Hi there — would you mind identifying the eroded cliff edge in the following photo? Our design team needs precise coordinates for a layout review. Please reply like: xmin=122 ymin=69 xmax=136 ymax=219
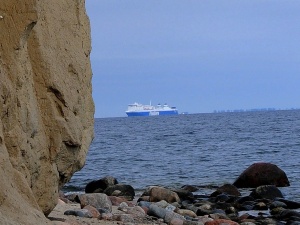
xmin=0 ymin=1 xmax=94 ymax=224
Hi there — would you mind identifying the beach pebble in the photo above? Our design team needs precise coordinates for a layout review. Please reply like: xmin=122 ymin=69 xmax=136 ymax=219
xmin=99 ymin=212 xmax=113 ymax=220
xmin=183 ymin=220 xmax=205 ymax=225
xmin=169 ymin=218 xmax=184 ymax=225
xmin=164 ymin=211 xmax=185 ymax=223
xmin=176 ymin=209 xmax=197 ymax=218
xmin=148 ymin=204 xmax=167 ymax=219
xmin=125 ymin=206 xmax=146 ymax=217
xmin=83 ymin=205 xmax=100 ymax=218
xmin=109 ymin=195 xmax=134 ymax=206
xmin=209 ymin=213 xmax=230 ymax=220
xmin=112 ymin=214 xmax=135 ymax=223
xmin=138 ymin=200 xmax=151 ymax=208
xmin=64 ymin=209 xmax=93 ymax=218
xmin=205 ymin=218 xmax=239 ymax=225
xmin=197 ymin=216 xmax=214 ymax=224
xmin=257 ymin=218 xmax=278 ymax=225
xmin=118 ymin=201 xmax=129 ymax=209
xmin=240 ymin=222 xmax=256 ymax=225
xmin=53 ymin=219 xmax=83 ymax=225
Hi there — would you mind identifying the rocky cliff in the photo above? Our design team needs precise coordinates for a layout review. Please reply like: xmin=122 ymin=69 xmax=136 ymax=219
xmin=0 ymin=1 xmax=94 ymax=224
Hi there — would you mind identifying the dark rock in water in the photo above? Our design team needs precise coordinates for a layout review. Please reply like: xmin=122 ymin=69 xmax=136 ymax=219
xmin=288 ymin=216 xmax=300 ymax=222
xmin=235 ymin=196 xmax=255 ymax=204
xmin=85 ymin=176 xmax=118 ymax=193
xmin=104 ymin=184 xmax=135 ymax=201
xmin=215 ymin=202 xmax=232 ymax=211
xmin=270 ymin=201 xmax=287 ymax=209
xmin=214 ymin=193 xmax=230 ymax=203
xmin=77 ymin=193 xmax=112 ymax=212
xmin=278 ymin=210 xmax=300 ymax=220
xmin=211 ymin=184 xmax=241 ymax=197
xmin=253 ymin=201 xmax=268 ymax=210
xmin=233 ymin=162 xmax=290 ymax=188
xmin=250 ymin=185 xmax=283 ymax=200
xmin=275 ymin=198 xmax=300 ymax=209
xmin=270 ymin=207 xmax=286 ymax=216
xmin=286 ymin=221 xmax=300 ymax=225
xmin=239 ymin=201 xmax=255 ymax=211
xmin=172 ymin=188 xmax=194 ymax=201
xmin=181 ymin=185 xmax=199 ymax=192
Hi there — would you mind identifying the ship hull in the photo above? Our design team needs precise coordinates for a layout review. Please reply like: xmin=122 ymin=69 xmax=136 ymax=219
xmin=126 ymin=110 xmax=178 ymax=117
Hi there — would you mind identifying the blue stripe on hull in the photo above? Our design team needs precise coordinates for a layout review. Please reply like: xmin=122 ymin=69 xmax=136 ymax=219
xmin=126 ymin=110 xmax=178 ymax=117
xmin=126 ymin=112 xmax=150 ymax=117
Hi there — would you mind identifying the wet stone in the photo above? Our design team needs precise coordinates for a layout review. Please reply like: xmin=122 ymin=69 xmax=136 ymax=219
xmin=270 ymin=201 xmax=287 ymax=209
xmin=64 ymin=209 xmax=93 ymax=218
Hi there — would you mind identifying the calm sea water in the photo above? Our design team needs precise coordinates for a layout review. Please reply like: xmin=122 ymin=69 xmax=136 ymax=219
xmin=64 ymin=110 xmax=300 ymax=201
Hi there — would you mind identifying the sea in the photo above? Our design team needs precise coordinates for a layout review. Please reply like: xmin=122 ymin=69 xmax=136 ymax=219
xmin=64 ymin=110 xmax=300 ymax=202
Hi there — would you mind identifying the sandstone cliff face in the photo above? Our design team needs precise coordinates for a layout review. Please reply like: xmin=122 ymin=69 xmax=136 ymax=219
xmin=0 ymin=1 xmax=94 ymax=224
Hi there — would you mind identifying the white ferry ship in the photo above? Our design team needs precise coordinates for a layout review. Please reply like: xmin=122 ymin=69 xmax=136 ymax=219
xmin=126 ymin=102 xmax=178 ymax=117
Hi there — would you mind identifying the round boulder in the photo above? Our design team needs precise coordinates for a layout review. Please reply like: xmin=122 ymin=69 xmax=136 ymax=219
xmin=233 ymin=162 xmax=290 ymax=188
xmin=85 ymin=176 xmax=118 ymax=193
xmin=149 ymin=186 xmax=181 ymax=204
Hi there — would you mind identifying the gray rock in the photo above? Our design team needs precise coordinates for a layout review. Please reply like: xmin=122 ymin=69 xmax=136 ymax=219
xmin=183 ymin=221 xmax=205 ymax=225
xmin=164 ymin=211 xmax=185 ymax=223
xmin=64 ymin=209 xmax=93 ymax=218
xmin=240 ymin=222 xmax=256 ymax=225
xmin=138 ymin=200 xmax=151 ymax=208
xmin=77 ymin=193 xmax=112 ymax=212
xmin=148 ymin=204 xmax=167 ymax=219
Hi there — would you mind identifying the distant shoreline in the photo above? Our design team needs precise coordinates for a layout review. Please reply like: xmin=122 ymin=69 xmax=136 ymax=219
xmin=213 ymin=108 xmax=300 ymax=113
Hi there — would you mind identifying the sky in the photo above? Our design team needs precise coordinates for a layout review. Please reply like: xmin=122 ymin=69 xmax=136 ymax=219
xmin=85 ymin=1 xmax=300 ymax=118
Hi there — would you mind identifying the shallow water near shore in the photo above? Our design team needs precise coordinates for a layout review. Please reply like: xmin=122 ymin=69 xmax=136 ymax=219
xmin=64 ymin=110 xmax=300 ymax=202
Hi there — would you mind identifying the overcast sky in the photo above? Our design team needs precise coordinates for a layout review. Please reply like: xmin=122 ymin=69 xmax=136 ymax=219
xmin=86 ymin=1 xmax=300 ymax=118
